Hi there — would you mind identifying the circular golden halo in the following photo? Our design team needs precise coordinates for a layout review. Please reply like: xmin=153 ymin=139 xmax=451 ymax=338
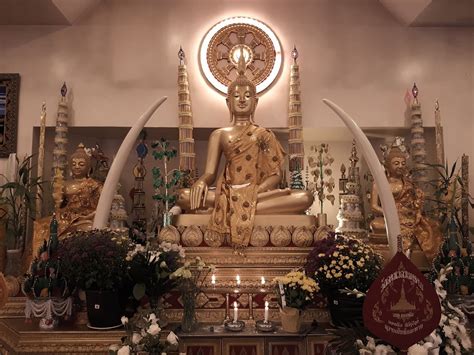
xmin=200 ymin=17 xmax=282 ymax=95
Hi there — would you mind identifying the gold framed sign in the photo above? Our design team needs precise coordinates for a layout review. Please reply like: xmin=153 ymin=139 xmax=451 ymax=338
xmin=200 ymin=17 xmax=282 ymax=95
xmin=0 ymin=74 xmax=20 ymax=157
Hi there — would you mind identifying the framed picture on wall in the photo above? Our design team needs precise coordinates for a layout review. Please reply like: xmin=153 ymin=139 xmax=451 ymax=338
xmin=0 ymin=73 xmax=20 ymax=158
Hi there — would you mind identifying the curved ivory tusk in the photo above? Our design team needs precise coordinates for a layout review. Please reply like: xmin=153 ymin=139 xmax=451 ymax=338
xmin=322 ymin=99 xmax=399 ymax=257
xmin=93 ymin=96 xmax=167 ymax=229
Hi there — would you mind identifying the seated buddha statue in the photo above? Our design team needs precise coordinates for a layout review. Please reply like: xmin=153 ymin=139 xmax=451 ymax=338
xmin=33 ymin=144 xmax=103 ymax=252
xmin=370 ymin=137 xmax=442 ymax=262
xmin=177 ymin=52 xmax=313 ymax=247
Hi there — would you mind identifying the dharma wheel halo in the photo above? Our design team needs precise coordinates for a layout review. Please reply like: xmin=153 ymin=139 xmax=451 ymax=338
xmin=199 ymin=16 xmax=282 ymax=94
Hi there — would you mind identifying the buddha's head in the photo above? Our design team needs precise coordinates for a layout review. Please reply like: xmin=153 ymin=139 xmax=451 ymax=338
xmin=226 ymin=49 xmax=258 ymax=123
xmin=69 ymin=143 xmax=91 ymax=179
xmin=384 ymin=147 xmax=409 ymax=178
xmin=382 ymin=137 xmax=409 ymax=178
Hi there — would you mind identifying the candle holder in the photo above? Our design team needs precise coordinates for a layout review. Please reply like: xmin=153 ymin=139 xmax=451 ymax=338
xmin=225 ymin=293 xmax=230 ymax=321
xmin=224 ymin=319 xmax=245 ymax=332
xmin=256 ymin=319 xmax=275 ymax=332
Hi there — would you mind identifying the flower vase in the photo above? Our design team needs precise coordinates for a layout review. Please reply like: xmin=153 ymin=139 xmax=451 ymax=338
xmin=279 ymin=306 xmax=301 ymax=333
xmin=327 ymin=291 xmax=364 ymax=327
xmin=181 ymin=288 xmax=198 ymax=332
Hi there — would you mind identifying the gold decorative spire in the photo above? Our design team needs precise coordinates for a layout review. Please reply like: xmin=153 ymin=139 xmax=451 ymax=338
xmin=288 ymin=46 xmax=304 ymax=172
xmin=177 ymin=47 xmax=196 ymax=178
xmin=409 ymin=83 xmax=428 ymax=189
xmin=52 ymin=82 xmax=69 ymax=182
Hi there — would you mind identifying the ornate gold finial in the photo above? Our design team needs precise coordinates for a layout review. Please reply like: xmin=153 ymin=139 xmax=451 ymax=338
xmin=41 ymin=102 xmax=46 ymax=115
xmin=61 ymin=82 xmax=67 ymax=97
xmin=178 ymin=46 xmax=185 ymax=65
xmin=291 ymin=45 xmax=299 ymax=64
xmin=435 ymin=99 xmax=440 ymax=112
xmin=411 ymin=82 xmax=419 ymax=103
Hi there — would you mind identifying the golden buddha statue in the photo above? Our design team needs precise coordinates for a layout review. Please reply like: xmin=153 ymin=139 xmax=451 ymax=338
xmin=177 ymin=51 xmax=313 ymax=247
xmin=33 ymin=144 xmax=103 ymax=252
xmin=370 ymin=137 xmax=442 ymax=262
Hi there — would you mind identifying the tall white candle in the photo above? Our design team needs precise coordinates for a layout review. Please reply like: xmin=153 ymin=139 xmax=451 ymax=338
xmin=211 ymin=274 xmax=216 ymax=285
xmin=236 ymin=275 xmax=241 ymax=286
xmin=233 ymin=301 xmax=238 ymax=322
xmin=261 ymin=276 xmax=265 ymax=285
xmin=264 ymin=301 xmax=269 ymax=323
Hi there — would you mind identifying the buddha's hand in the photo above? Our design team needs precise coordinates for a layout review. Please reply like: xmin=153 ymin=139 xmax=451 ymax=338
xmin=190 ymin=179 xmax=208 ymax=210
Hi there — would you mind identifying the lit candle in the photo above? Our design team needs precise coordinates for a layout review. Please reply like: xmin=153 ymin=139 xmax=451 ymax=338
xmin=211 ymin=274 xmax=216 ymax=285
xmin=261 ymin=276 xmax=265 ymax=285
xmin=264 ymin=301 xmax=269 ymax=323
xmin=236 ymin=275 xmax=241 ymax=286
xmin=233 ymin=301 xmax=238 ymax=322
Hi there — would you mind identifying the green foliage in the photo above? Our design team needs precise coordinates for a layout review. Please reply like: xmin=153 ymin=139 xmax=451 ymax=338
xmin=425 ymin=161 xmax=467 ymax=234
xmin=0 ymin=155 xmax=44 ymax=249
xmin=151 ymin=138 xmax=184 ymax=217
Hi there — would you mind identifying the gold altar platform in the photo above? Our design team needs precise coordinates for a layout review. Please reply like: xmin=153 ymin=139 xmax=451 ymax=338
xmin=0 ymin=317 xmax=124 ymax=354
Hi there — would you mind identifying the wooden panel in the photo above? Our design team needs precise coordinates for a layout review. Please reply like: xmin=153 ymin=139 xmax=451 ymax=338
xmin=307 ymin=337 xmax=327 ymax=355
xmin=268 ymin=339 xmax=305 ymax=355
xmin=223 ymin=338 xmax=264 ymax=355
xmin=182 ymin=338 xmax=220 ymax=355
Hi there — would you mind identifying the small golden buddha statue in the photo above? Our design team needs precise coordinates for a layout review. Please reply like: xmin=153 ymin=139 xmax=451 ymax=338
xmin=177 ymin=51 xmax=314 ymax=247
xmin=370 ymin=137 xmax=442 ymax=262
xmin=33 ymin=144 xmax=103 ymax=252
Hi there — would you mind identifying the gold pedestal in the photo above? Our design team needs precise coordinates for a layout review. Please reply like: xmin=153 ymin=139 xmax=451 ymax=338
xmin=159 ymin=214 xmax=330 ymax=325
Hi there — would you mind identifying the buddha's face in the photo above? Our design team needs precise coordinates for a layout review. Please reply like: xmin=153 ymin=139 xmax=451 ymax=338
xmin=70 ymin=157 xmax=90 ymax=179
xmin=228 ymin=84 xmax=257 ymax=118
xmin=387 ymin=156 xmax=407 ymax=177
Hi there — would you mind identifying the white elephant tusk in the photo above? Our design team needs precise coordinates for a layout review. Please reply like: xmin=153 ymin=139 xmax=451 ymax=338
xmin=322 ymin=98 xmax=399 ymax=257
xmin=93 ymin=96 xmax=168 ymax=229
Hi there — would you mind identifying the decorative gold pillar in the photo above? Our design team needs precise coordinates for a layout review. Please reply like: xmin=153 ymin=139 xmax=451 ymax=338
xmin=409 ymin=83 xmax=428 ymax=189
xmin=177 ymin=47 xmax=196 ymax=179
xmin=288 ymin=46 xmax=304 ymax=172
xmin=52 ymin=83 xmax=69 ymax=182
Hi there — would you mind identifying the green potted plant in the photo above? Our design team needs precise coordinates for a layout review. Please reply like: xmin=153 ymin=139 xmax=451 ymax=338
xmin=273 ymin=270 xmax=319 ymax=333
xmin=0 ymin=155 xmax=43 ymax=275
xmin=305 ymin=233 xmax=383 ymax=326
xmin=57 ymin=229 xmax=131 ymax=329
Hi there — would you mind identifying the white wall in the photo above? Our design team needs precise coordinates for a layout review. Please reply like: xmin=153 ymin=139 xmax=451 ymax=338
xmin=0 ymin=0 xmax=472 ymax=222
